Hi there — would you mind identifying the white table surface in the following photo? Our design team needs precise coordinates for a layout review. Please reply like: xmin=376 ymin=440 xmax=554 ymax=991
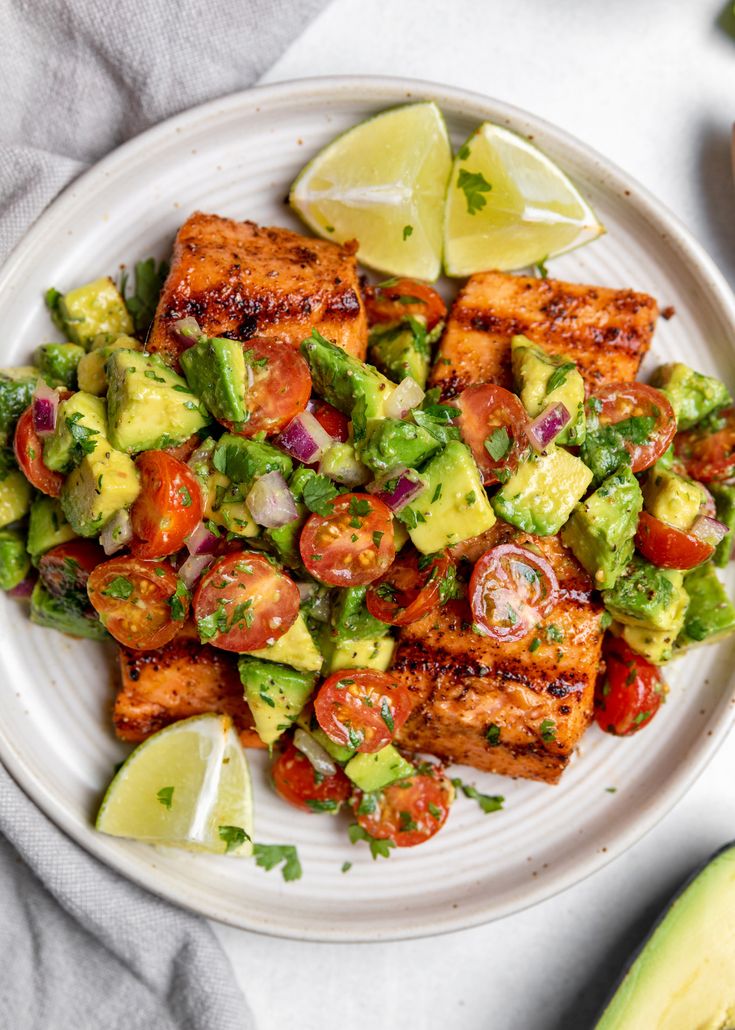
xmin=212 ymin=2 xmax=735 ymax=1027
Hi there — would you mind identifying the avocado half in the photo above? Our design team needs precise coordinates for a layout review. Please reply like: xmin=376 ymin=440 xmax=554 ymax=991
xmin=596 ymin=842 xmax=735 ymax=1029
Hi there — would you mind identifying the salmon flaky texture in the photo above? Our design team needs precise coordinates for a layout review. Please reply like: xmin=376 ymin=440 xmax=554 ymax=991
xmin=147 ymin=212 xmax=368 ymax=368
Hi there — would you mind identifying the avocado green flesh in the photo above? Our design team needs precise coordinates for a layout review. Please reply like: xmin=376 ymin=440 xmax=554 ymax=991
xmin=0 ymin=529 xmax=30 ymax=590
xmin=345 ymin=744 xmax=414 ymax=792
xmin=643 ymin=466 xmax=704 ymax=532
xmin=34 ymin=343 xmax=84 ymax=389
xmin=651 ymin=361 xmax=732 ymax=431
xmin=676 ymin=563 xmax=735 ymax=651
xmin=493 ymin=446 xmax=592 ymax=536
xmin=596 ymin=844 xmax=735 ymax=1030
xmin=331 ymin=586 xmax=388 ymax=644
xmin=368 ymin=320 xmax=433 ymax=388
xmin=59 ymin=277 xmax=133 ymax=347
xmin=238 ymin=657 xmax=316 ymax=746
xmin=511 ymin=335 xmax=586 ymax=445
xmin=180 ymin=335 xmax=248 ymax=423
xmin=27 ymin=497 xmax=78 ymax=562
xmin=29 ymin=582 xmax=108 ymax=640
xmin=0 ymin=469 xmax=31 ymax=528
xmin=603 ymin=558 xmax=686 ymax=632
xmin=359 ymin=417 xmax=440 ymax=474
xmin=710 ymin=483 xmax=735 ymax=567
xmin=213 ymin=433 xmax=292 ymax=488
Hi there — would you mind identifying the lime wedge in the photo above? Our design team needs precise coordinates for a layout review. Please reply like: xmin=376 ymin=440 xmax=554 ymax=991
xmin=290 ymin=102 xmax=452 ymax=280
xmin=96 ymin=714 xmax=253 ymax=856
xmin=444 ymin=122 xmax=604 ymax=276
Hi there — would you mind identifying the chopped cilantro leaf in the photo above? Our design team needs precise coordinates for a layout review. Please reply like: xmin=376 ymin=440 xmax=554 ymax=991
xmin=540 ymin=718 xmax=557 ymax=742
xmin=123 ymin=257 xmax=170 ymax=334
xmin=302 ymin=474 xmax=339 ymax=516
xmin=156 ymin=786 xmax=174 ymax=809
xmin=101 ymin=575 xmax=134 ymax=600
xmin=253 ymin=842 xmax=302 ymax=880
xmin=451 ymin=778 xmax=505 ymax=814
xmin=484 ymin=426 xmax=511 ymax=461
xmin=218 ymin=825 xmax=251 ymax=853
xmin=402 ymin=225 xmax=413 ymax=240
xmin=457 ymin=168 xmax=493 ymax=214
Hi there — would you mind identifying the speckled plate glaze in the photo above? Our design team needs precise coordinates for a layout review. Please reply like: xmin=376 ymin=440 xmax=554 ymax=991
xmin=2 ymin=77 xmax=735 ymax=942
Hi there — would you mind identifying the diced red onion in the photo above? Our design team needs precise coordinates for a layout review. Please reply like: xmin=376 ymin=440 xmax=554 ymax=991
xmin=246 ymin=471 xmax=298 ymax=528
xmin=185 ymin=520 xmax=218 ymax=555
xmin=690 ymin=514 xmax=729 ymax=547
xmin=178 ymin=552 xmax=215 ymax=590
xmin=526 ymin=402 xmax=571 ymax=451
xmin=173 ymin=316 xmax=202 ymax=341
xmin=8 ymin=573 xmax=36 ymax=599
xmin=32 ymin=381 xmax=59 ymax=437
xmin=368 ymin=467 xmax=425 ymax=513
xmin=384 ymin=376 xmax=425 ymax=420
xmin=293 ymin=728 xmax=337 ymax=777
xmin=278 ymin=411 xmax=335 ymax=464
xmin=100 ymin=509 xmax=133 ymax=555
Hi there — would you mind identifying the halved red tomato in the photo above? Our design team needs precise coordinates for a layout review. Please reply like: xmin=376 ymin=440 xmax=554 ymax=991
xmin=193 ymin=551 xmax=299 ymax=652
xmin=38 ymin=539 xmax=106 ymax=599
xmin=87 ymin=556 xmax=186 ymax=650
xmin=635 ymin=510 xmax=714 ymax=569
xmin=366 ymin=551 xmax=453 ymax=626
xmin=675 ymin=407 xmax=735 ymax=483
xmin=353 ymin=769 xmax=454 ymax=847
xmin=300 ymin=493 xmax=395 ymax=587
xmin=470 ymin=544 xmax=559 ymax=641
xmin=308 ymin=399 xmax=350 ymax=443
xmin=591 ymin=382 xmax=676 ymax=473
xmin=13 ymin=403 xmax=66 ymax=497
xmin=313 ymin=669 xmax=412 ymax=754
xmin=271 ymin=739 xmax=352 ymax=814
xmin=221 ymin=337 xmax=311 ymax=438
xmin=364 ymin=278 xmax=446 ymax=330
xmin=455 ymin=384 xmax=529 ymax=485
xmin=130 ymin=450 xmax=204 ymax=559
xmin=595 ymin=636 xmax=667 ymax=736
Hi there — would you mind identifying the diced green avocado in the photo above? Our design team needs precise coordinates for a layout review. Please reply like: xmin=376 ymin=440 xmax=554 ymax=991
xmin=0 ymin=468 xmax=31 ymax=528
xmin=596 ymin=842 xmax=735 ymax=1030
xmin=29 ymin=581 xmax=108 ymax=640
xmin=61 ymin=444 xmax=140 ymax=537
xmin=58 ymin=277 xmax=133 ymax=347
xmin=196 ymin=461 xmax=259 ymax=538
xmin=642 ymin=466 xmax=705 ymax=531
xmin=213 ymin=434 xmax=292 ymax=488
xmin=331 ymin=586 xmax=389 ymax=643
xmin=34 ymin=343 xmax=84 ymax=389
xmin=603 ymin=556 xmax=686 ymax=632
xmin=43 ymin=392 xmax=107 ymax=473
xmin=493 ymin=446 xmax=593 ymax=537
xmin=327 ymin=635 xmax=396 ymax=673
xmin=561 ymin=466 xmax=643 ymax=589
xmin=295 ymin=709 xmax=355 ymax=762
xmin=0 ymin=529 xmax=30 ymax=590
xmin=651 ymin=362 xmax=732 ymax=430
xmin=345 ymin=744 xmax=414 ymax=792
xmin=579 ymin=424 xmax=631 ymax=486
xmin=180 ymin=335 xmax=248 ymax=423
xmin=619 ymin=586 xmax=689 ymax=665
xmin=399 ymin=440 xmax=495 ymax=553
xmin=511 ymin=335 xmax=586 ymax=445
xmin=359 ymin=418 xmax=441 ymax=474
xmin=106 ymin=350 xmax=209 ymax=453
xmin=676 ymin=562 xmax=735 ymax=650
xmin=238 ymin=657 xmax=316 ymax=746
xmin=300 ymin=331 xmax=395 ymax=440
xmin=708 ymin=483 xmax=735 ymax=567
xmin=76 ymin=334 xmax=141 ymax=395
xmin=319 ymin=442 xmax=371 ymax=485
xmin=27 ymin=496 xmax=78 ymax=562
xmin=244 ymin=613 xmax=323 ymax=673
xmin=368 ymin=318 xmax=440 ymax=388
xmin=265 ymin=506 xmax=307 ymax=568
xmin=0 ymin=367 xmax=38 ymax=446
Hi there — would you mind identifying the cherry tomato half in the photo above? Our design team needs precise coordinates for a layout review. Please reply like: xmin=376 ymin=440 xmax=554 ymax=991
xmin=364 ymin=278 xmax=447 ymax=330
xmin=456 ymin=384 xmax=529 ymax=486
xmin=87 ymin=557 xmax=187 ymax=650
xmin=635 ymin=510 xmax=714 ymax=570
xmin=675 ymin=408 xmax=735 ymax=483
xmin=591 ymin=382 xmax=676 ymax=473
xmin=221 ymin=337 xmax=311 ymax=438
xmin=38 ymin=539 xmax=106 ymax=599
xmin=314 ymin=669 xmax=412 ymax=754
xmin=308 ymin=399 xmax=350 ymax=443
xmin=470 ymin=544 xmax=559 ymax=641
xmin=366 ymin=551 xmax=453 ymax=626
xmin=300 ymin=493 xmax=395 ymax=587
xmin=271 ymin=739 xmax=352 ymax=814
xmin=595 ymin=636 xmax=667 ymax=736
xmin=193 ymin=551 xmax=299 ymax=652
xmin=130 ymin=450 xmax=204 ymax=559
xmin=353 ymin=769 xmax=454 ymax=847
xmin=13 ymin=403 xmax=66 ymax=497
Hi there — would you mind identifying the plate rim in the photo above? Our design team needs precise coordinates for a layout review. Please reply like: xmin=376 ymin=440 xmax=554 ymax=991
xmin=2 ymin=73 xmax=735 ymax=942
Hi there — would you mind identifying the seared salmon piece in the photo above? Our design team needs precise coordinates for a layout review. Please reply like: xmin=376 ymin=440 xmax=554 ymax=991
xmin=431 ymin=270 xmax=658 ymax=398
xmin=147 ymin=212 xmax=368 ymax=367
xmin=114 ymin=625 xmax=263 ymax=748
xmin=393 ymin=531 xmax=603 ymax=783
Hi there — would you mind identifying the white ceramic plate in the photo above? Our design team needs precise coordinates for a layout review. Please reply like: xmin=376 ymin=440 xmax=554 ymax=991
xmin=2 ymin=76 xmax=735 ymax=942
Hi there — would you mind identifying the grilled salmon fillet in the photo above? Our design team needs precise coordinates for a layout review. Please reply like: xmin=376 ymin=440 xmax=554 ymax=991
xmin=147 ymin=212 xmax=368 ymax=367
xmin=431 ymin=270 xmax=658 ymax=398
xmin=394 ymin=529 xmax=603 ymax=783
xmin=114 ymin=625 xmax=263 ymax=748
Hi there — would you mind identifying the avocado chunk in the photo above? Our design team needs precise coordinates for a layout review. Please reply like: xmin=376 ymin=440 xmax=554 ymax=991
xmin=399 ymin=440 xmax=496 ymax=553
xmin=213 ymin=433 xmax=292 ymax=488
xmin=43 ymin=392 xmax=107 ymax=472
xmin=619 ymin=586 xmax=689 ymax=665
xmin=331 ymin=586 xmax=390 ymax=644
xmin=368 ymin=318 xmax=441 ymax=388
xmin=190 ymin=440 xmax=259 ymax=538
xmin=642 ymin=465 xmax=705 ymax=531
xmin=27 ymin=496 xmax=78 ymax=563
xmin=295 ymin=709 xmax=355 ymax=762
xmin=61 ymin=444 xmax=140 ymax=537
xmin=106 ymin=350 xmax=209 ymax=453
xmin=0 ymin=367 xmax=38 ymax=446
xmin=300 ymin=331 xmax=395 ymax=440
xmin=511 ymin=335 xmax=586 ymax=445
xmin=579 ymin=424 xmax=631 ymax=486
xmin=327 ymin=635 xmax=396 ymax=673
xmin=596 ymin=842 xmax=735 ymax=1030
xmin=676 ymin=562 xmax=735 ymax=651
xmin=76 ymin=334 xmax=141 ymax=395
xmin=651 ymin=361 xmax=732 ymax=430
xmin=709 ymin=483 xmax=735 ymax=567
xmin=345 ymin=745 xmax=414 ymax=792
xmin=562 ymin=466 xmax=643 ymax=589
xmin=265 ymin=507 xmax=306 ymax=567
xmin=602 ymin=556 xmax=687 ymax=631
xmin=238 ymin=657 xmax=316 ymax=746
xmin=29 ymin=580 xmax=108 ymax=640
xmin=0 ymin=468 xmax=31 ymax=528
xmin=180 ymin=334 xmax=248 ymax=423
xmin=244 ymin=613 xmax=323 ymax=673
xmin=318 ymin=442 xmax=371 ymax=486
xmin=493 ymin=446 xmax=593 ymax=537
xmin=34 ymin=343 xmax=84 ymax=389
xmin=359 ymin=418 xmax=441 ymax=474
xmin=57 ymin=277 xmax=133 ymax=347
xmin=0 ymin=529 xmax=30 ymax=591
